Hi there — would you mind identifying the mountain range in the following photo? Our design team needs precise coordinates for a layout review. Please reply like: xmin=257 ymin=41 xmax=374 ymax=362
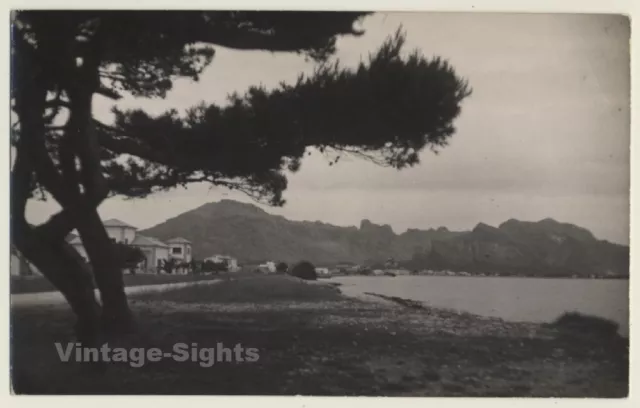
xmin=141 ymin=199 xmax=629 ymax=277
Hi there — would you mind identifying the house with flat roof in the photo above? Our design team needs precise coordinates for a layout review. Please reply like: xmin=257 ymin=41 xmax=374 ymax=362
xmin=166 ymin=237 xmax=193 ymax=264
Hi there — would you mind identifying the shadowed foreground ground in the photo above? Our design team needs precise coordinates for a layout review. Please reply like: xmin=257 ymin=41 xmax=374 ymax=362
xmin=11 ymin=275 xmax=628 ymax=396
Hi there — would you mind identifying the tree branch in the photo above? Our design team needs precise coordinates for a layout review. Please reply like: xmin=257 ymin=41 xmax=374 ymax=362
xmin=13 ymin=29 xmax=78 ymax=208
xmin=65 ymin=38 xmax=110 ymax=202
xmin=16 ymin=78 xmax=73 ymax=207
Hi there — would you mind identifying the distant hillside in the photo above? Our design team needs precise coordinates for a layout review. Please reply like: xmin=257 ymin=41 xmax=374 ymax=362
xmin=141 ymin=200 xmax=629 ymax=277
xmin=140 ymin=199 xmax=463 ymax=264
xmin=406 ymin=218 xmax=629 ymax=278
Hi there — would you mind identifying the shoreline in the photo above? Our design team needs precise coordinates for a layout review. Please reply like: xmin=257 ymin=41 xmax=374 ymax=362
xmin=320 ymin=274 xmax=629 ymax=280
xmin=11 ymin=275 xmax=629 ymax=396
xmin=318 ymin=277 xmax=629 ymax=339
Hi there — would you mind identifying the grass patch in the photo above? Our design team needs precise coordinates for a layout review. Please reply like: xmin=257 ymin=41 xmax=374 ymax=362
xmin=132 ymin=274 xmax=344 ymax=304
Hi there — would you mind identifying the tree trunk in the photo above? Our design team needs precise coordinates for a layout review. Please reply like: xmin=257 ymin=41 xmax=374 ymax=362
xmin=12 ymin=223 xmax=102 ymax=347
xmin=75 ymin=208 xmax=133 ymax=335
xmin=12 ymin=21 xmax=130 ymax=344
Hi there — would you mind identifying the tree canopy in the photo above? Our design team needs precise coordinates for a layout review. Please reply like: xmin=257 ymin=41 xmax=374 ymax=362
xmin=13 ymin=11 xmax=471 ymax=209
xmin=10 ymin=10 xmax=471 ymax=343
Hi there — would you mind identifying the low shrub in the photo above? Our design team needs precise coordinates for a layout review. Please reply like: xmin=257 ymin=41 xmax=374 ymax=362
xmin=290 ymin=261 xmax=317 ymax=281
xmin=276 ymin=262 xmax=289 ymax=274
xmin=551 ymin=312 xmax=620 ymax=338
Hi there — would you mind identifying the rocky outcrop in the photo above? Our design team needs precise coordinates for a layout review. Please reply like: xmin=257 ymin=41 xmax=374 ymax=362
xmin=141 ymin=200 xmax=629 ymax=277
xmin=407 ymin=219 xmax=628 ymax=277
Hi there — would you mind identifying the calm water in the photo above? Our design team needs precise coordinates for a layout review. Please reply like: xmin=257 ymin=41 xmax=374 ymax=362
xmin=333 ymin=275 xmax=629 ymax=336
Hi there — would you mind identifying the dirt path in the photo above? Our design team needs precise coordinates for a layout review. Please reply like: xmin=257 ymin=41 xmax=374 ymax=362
xmin=11 ymin=279 xmax=223 ymax=308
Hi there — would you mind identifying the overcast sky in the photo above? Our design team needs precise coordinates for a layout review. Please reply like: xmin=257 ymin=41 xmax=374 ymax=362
xmin=25 ymin=12 xmax=631 ymax=244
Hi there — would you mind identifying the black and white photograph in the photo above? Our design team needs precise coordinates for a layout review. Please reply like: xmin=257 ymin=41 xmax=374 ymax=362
xmin=8 ymin=6 xmax=631 ymax=398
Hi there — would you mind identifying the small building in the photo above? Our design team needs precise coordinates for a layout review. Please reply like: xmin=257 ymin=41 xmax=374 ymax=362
xmin=257 ymin=261 xmax=276 ymax=274
xmin=132 ymin=235 xmax=170 ymax=273
xmin=315 ymin=267 xmax=331 ymax=277
xmin=205 ymin=254 xmax=239 ymax=272
xmin=387 ymin=268 xmax=411 ymax=276
xmin=166 ymin=237 xmax=193 ymax=264
xmin=103 ymin=218 xmax=137 ymax=244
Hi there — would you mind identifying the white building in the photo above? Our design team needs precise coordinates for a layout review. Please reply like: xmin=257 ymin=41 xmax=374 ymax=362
xmin=205 ymin=254 xmax=239 ymax=272
xmin=130 ymin=235 xmax=170 ymax=272
xmin=12 ymin=219 xmax=194 ymax=276
xmin=166 ymin=237 xmax=193 ymax=264
xmin=66 ymin=219 xmax=176 ymax=273
xmin=67 ymin=218 xmax=136 ymax=260
xmin=103 ymin=218 xmax=137 ymax=244
xmin=315 ymin=267 xmax=331 ymax=277
xmin=257 ymin=261 xmax=276 ymax=273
